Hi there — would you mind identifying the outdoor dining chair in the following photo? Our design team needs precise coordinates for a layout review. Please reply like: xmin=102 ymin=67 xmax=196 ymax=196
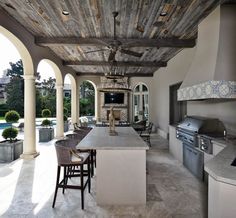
xmin=140 ymin=122 xmax=153 ymax=146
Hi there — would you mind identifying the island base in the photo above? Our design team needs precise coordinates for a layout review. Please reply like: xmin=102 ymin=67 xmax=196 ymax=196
xmin=96 ymin=149 xmax=146 ymax=205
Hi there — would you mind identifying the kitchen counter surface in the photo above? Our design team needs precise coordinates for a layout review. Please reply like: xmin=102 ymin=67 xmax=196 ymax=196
xmin=77 ymin=126 xmax=149 ymax=150
xmin=205 ymin=137 xmax=236 ymax=186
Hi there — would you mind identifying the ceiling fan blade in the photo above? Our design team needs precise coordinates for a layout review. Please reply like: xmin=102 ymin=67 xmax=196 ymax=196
xmin=84 ymin=48 xmax=108 ymax=54
xmin=108 ymin=50 xmax=117 ymax=62
xmin=120 ymin=49 xmax=143 ymax=58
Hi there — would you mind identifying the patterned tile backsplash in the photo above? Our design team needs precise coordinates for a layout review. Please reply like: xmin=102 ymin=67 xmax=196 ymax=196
xmin=178 ymin=80 xmax=236 ymax=101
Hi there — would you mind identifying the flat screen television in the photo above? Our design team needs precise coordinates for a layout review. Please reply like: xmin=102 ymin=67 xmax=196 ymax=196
xmin=104 ymin=92 xmax=124 ymax=104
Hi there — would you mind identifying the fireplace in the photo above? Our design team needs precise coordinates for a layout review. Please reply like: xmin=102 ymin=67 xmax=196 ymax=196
xmin=99 ymin=77 xmax=129 ymax=121
xmin=107 ymin=110 xmax=121 ymax=121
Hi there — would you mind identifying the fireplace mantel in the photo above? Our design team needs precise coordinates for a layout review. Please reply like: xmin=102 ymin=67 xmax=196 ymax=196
xmin=102 ymin=105 xmax=127 ymax=109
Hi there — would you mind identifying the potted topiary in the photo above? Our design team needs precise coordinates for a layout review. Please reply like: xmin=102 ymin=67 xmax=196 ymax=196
xmin=0 ymin=110 xmax=23 ymax=162
xmin=39 ymin=109 xmax=54 ymax=142
xmin=64 ymin=107 xmax=69 ymax=132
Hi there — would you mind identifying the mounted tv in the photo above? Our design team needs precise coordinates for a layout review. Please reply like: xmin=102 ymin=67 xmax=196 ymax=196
xmin=104 ymin=92 xmax=124 ymax=104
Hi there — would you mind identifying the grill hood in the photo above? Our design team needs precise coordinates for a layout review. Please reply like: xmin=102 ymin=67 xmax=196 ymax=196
xmin=178 ymin=4 xmax=236 ymax=101
xmin=177 ymin=116 xmax=225 ymax=134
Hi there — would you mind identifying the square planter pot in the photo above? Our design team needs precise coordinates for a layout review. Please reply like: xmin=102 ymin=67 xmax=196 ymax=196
xmin=39 ymin=128 xmax=54 ymax=142
xmin=64 ymin=122 xmax=69 ymax=132
xmin=0 ymin=140 xmax=23 ymax=163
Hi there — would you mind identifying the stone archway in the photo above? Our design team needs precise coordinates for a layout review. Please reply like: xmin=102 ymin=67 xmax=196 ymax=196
xmin=38 ymin=59 xmax=64 ymax=138
xmin=0 ymin=26 xmax=39 ymax=158
xmin=37 ymin=59 xmax=64 ymax=138
xmin=64 ymin=74 xmax=78 ymax=125
xmin=79 ymin=80 xmax=97 ymax=120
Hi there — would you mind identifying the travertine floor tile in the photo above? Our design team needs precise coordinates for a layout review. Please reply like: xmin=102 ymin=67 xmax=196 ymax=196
xmin=0 ymin=134 xmax=207 ymax=217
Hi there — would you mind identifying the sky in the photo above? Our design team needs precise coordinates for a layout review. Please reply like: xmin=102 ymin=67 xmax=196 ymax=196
xmin=0 ymin=33 xmax=70 ymax=83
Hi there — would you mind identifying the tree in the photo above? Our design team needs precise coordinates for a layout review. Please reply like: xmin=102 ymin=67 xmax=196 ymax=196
xmin=5 ymin=60 xmax=42 ymax=117
xmin=64 ymin=97 xmax=71 ymax=116
xmin=41 ymin=77 xmax=56 ymax=93
xmin=39 ymin=77 xmax=56 ymax=116
xmin=79 ymin=81 xmax=95 ymax=116
xmin=5 ymin=60 xmax=24 ymax=116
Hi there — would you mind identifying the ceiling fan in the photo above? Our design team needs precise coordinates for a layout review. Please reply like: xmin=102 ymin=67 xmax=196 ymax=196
xmin=84 ymin=11 xmax=143 ymax=62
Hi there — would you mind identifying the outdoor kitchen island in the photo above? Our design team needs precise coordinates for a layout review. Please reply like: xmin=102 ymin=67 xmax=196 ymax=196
xmin=77 ymin=126 xmax=149 ymax=205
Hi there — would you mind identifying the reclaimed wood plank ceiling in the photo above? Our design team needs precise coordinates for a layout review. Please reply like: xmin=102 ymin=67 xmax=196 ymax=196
xmin=0 ymin=0 xmax=223 ymax=77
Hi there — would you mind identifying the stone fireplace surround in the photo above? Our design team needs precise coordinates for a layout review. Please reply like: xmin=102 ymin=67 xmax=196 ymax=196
xmin=100 ymin=92 xmax=128 ymax=121
xmin=98 ymin=76 xmax=129 ymax=122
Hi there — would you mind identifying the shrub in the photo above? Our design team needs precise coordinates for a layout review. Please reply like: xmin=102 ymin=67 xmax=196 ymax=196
xmin=64 ymin=107 xmax=68 ymax=116
xmin=64 ymin=115 xmax=68 ymax=122
xmin=2 ymin=110 xmax=20 ymax=142
xmin=41 ymin=119 xmax=51 ymax=127
xmin=42 ymin=109 xmax=51 ymax=118
xmin=41 ymin=109 xmax=52 ymax=128
xmin=2 ymin=127 xmax=18 ymax=142
xmin=5 ymin=110 xmax=20 ymax=123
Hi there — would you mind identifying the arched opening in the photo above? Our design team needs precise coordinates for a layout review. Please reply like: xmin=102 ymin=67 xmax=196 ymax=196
xmin=64 ymin=74 xmax=72 ymax=118
xmin=0 ymin=33 xmax=22 ymax=117
xmin=37 ymin=59 xmax=63 ymax=138
xmin=64 ymin=74 xmax=78 ymax=130
xmin=0 ymin=26 xmax=38 ymax=158
xmin=133 ymin=83 xmax=149 ymax=122
xmin=37 ymin=60 xmax=57 ymax=118
xmin=79 ymin=80 xmax=96 ymax=126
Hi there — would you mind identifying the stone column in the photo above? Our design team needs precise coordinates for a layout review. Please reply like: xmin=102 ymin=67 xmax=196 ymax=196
xmin=20 ymin=75 xmax=39 ymax=159
xmin=71 ymin=80 xmax=78 ymax=125
xmin=95 ymin=89 xmax=98 ymax=120
xmin=56 ymin=84 xmax=64 ymax=138
xmin=77 ymin=79 xmax=80 ymax=123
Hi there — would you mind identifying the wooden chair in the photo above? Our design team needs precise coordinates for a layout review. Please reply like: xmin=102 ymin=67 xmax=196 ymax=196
xmin=52 ymin=139 xmax=91 ymax=209
xmin=140 ymin=122 xmax=153 ymax=146
xmin=132 ymin=120 xmax=147 ymax=135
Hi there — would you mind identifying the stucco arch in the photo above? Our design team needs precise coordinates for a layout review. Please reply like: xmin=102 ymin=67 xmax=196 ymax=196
xmin=36 ymin=59 xmax=64 ymax=138
xmin=37 ymin=59 xmax=63 ymax=86
xmin=64 ymin=73 xmax=78 ymax=124
xmin=79 ymin=79 xmax=98 ymax=120
xmin=0 ymin=26 xmax=39 ymax=158
xmin=0 ymin=26 xmax=34 ymax=75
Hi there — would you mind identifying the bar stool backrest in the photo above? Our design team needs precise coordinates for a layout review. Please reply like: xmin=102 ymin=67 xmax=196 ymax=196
xmin=55 ymin=142 xmax=72 ymax=166
xmin=66 ymin=133 xmax=83 ymax=142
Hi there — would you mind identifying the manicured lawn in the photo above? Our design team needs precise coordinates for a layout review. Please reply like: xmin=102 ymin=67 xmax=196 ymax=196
xmin=0 ymin=117 xmax=5 ymax=120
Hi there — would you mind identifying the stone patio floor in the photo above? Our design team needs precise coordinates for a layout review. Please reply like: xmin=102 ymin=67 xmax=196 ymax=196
xmin=0 ymin=133 xmax=207 ymax=218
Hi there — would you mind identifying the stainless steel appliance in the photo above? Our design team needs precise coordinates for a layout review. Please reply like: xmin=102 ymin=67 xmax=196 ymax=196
xmin=183 ymin=143 xmax=204 ymax=180
xmin=176 ymin=116 xmax=225 ymax=180
xmin=199 ymin=135 xmax=214 ymax=154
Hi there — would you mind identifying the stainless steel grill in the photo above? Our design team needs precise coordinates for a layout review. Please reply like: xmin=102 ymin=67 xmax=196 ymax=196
xmin=176 ymin=116 xmax=225 ymax=147
xmin=176 ymin=116 xmax=225 ymax=180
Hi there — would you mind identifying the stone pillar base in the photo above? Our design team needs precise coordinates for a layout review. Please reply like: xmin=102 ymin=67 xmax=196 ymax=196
xmin=55 ymin=135 xmax=64 ymax=140
xmin=20 ymin=152 xmax=40 ymax=159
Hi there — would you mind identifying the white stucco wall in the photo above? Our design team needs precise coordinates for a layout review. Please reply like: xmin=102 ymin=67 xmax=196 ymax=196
xmin=152 ymin=48 xmax=195 ymax=136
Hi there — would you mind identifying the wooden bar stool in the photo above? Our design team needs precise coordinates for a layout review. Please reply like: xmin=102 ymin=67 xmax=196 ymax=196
xmin=52 ymin=140 xmax=91 ymax=209
xmin=66 ymin=133 xmax=96 ymax=177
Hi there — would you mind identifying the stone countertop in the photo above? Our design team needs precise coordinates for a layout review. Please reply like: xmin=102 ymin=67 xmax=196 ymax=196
xmin=77 ymin=127 xmax=149 ymax=150
xmin=205 ymin=137 xmax=236 ymax=186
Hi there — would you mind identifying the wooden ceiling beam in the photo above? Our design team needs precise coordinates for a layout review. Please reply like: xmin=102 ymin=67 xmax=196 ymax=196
xmin=35 ymin=37 xmax=196 ymax=48
xmin=76 ymin=72 xmax=154 ymax=77
xmin=64 ymin=60 xmax=167 ymax=68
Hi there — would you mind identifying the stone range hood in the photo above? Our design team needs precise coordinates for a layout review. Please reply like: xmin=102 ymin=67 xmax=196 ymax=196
xmin=178 ymin=4 xmax=236 ymax=101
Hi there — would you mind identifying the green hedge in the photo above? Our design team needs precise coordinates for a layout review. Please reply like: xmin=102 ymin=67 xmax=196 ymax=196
xmin=0 ymin=109 xmax=9 ymax=117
